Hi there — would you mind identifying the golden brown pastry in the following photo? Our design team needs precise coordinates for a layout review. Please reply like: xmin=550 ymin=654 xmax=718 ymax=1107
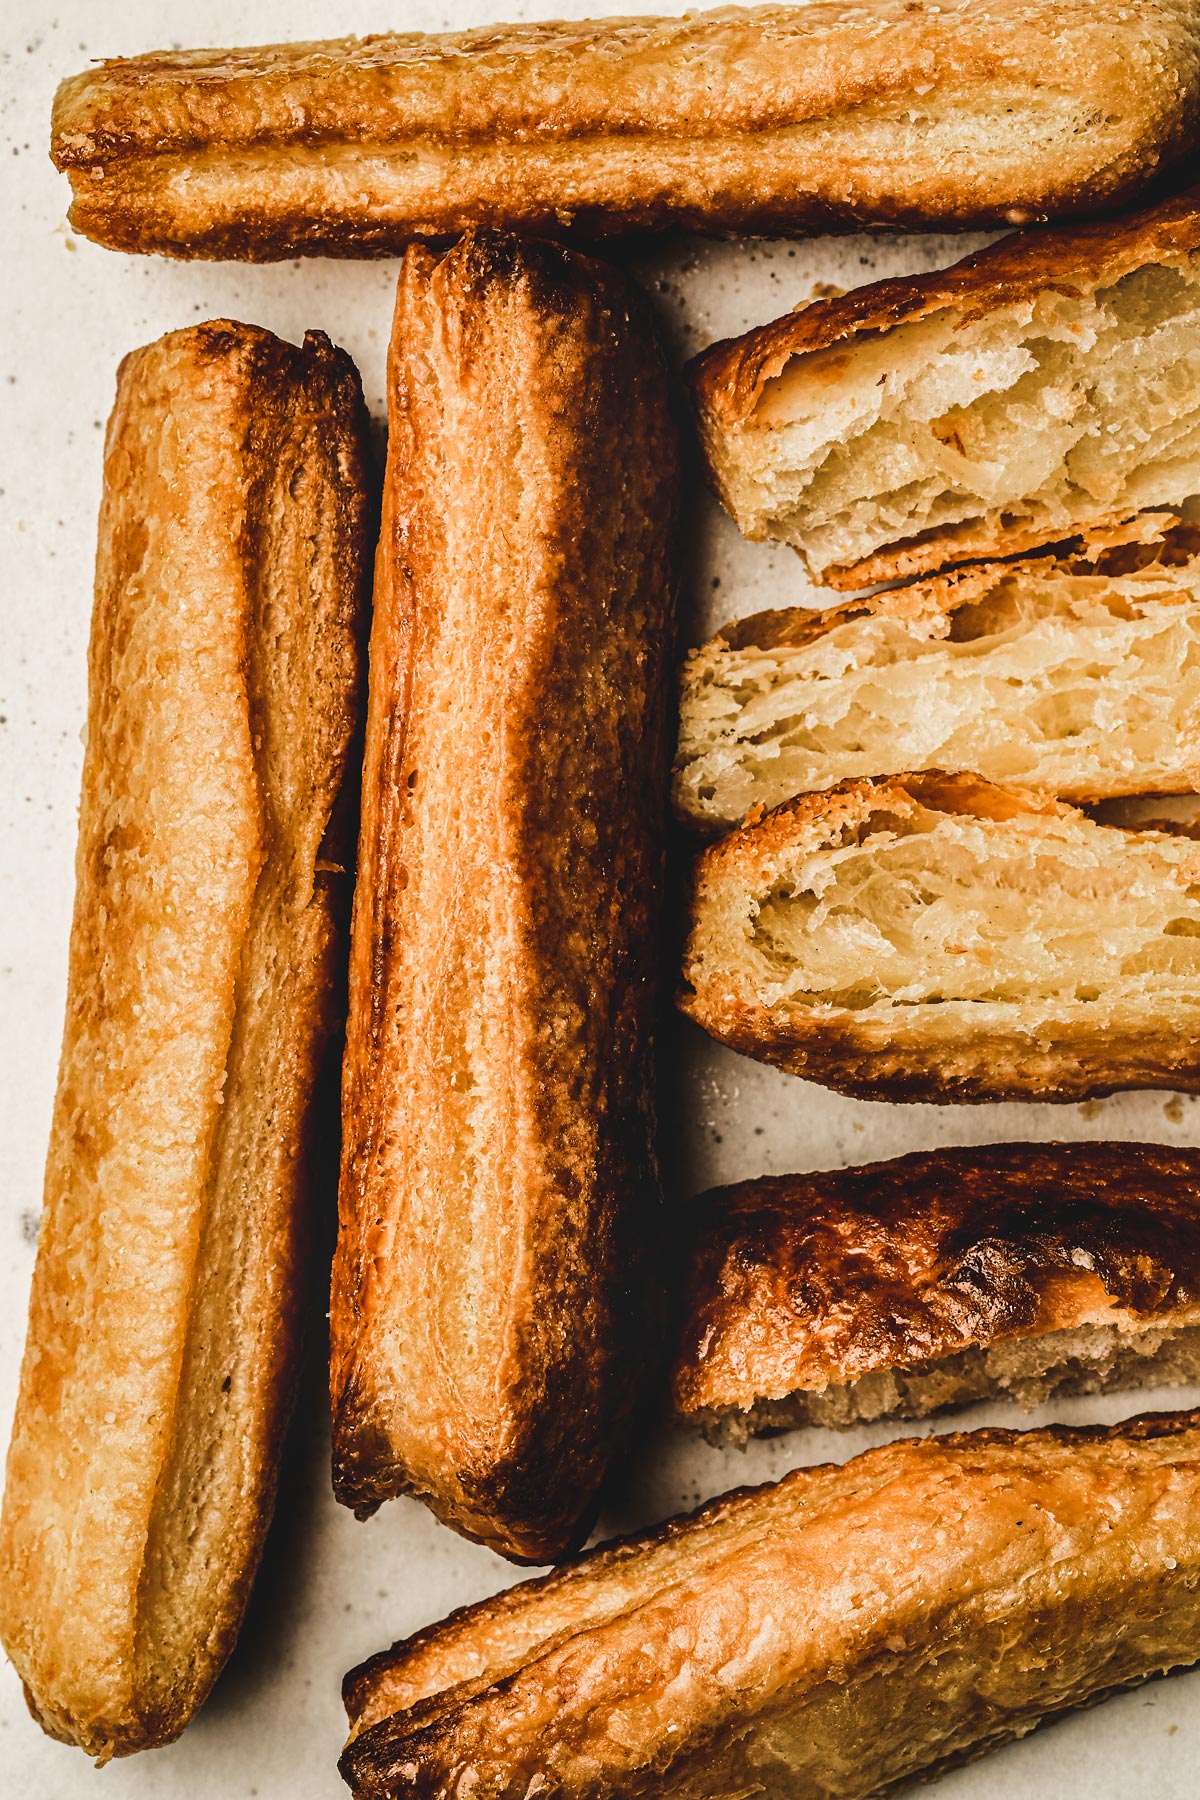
xmin=673 ymin=1142 xmax=1200 ymax=1441
xmin=679 ymin=771 xmax=1200 ymax=1102
xmin=340 ymin=1409 xmax=1200 ymax=1800
xmin=49 ymin=2 xmax=1200 ymax=259
xmin=674 ymin=529 xmax=1200 ymax=834
xmin=329 ymin=231 xmax=678 ymax=1563
xmin=690 ymin=188 xmax=1200 ymax=587
xmin=0 ymin=322 xmax=371 ymax=1759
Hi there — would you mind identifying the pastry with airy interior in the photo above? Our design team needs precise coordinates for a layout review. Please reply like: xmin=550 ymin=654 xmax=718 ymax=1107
xmin=49 ymin=2 xmax=1200 ymax=258
xmin=673 ymin=528 xmax=1200 ymax=834
xmin=673 ymin=1141 xmax=1200 ymax=1442
xmin=329 ymin=230 xmax=678 ymax=1563
xmin=340 ymin=1410 xmax=1200 ymax=1800
xmin=680 ymin=771 xmax=1200 ymax=1102
xmin=0 ymin=321 xmax=371 ymax=1758
xmin=690 ymin=188 xmax=1200 ymax=587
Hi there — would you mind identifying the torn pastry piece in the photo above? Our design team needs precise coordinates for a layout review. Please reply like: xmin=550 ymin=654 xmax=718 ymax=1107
xmin=49 ymin=1 xmax=1200 ymax=259
xmin=679 ymin=771 xmax=1200 ymax=1103
xmin=340 ymin=1410 xmax=1200 ymax=1800
xmin=690 ymin=187 xmax=1200 ymax=587
xmin=0 ymin=323 xmax=371 ymax=1758
xmin=329 ymin=232 xmax=678 ymax=1562
xmin=673 ymin=1142 xmax=1200 ymax=1443
xmin=674 ymin=529 xmax=1200 ymax=833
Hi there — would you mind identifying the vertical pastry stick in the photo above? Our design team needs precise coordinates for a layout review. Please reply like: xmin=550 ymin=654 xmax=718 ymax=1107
xmin=330 ymin=231 xmax=678 ymax=1562
xmin=0 ymin=322 xmax=371 ymax=1758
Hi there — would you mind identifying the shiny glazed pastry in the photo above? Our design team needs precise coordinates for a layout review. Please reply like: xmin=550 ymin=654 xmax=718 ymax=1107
xmin=0 ymin=324 xmax=371 ymax=1757
xmin=690 ymin=188 xmax=1200 ymax=587
xmin=673 ymin=1142 xmax=1200 ymax=1441
xmin=48 ymin=1 xmax=1200 ymax=259
xmin=680 ymin=771 xmax=1200 ymax=1102
xmin=340 ymin=1410 xmax=1200 ymax=1800
xmin=673 ymin=529 xmax=1200 ymax=834
xmin=329 ymin=231 xmax=678 ymax=1562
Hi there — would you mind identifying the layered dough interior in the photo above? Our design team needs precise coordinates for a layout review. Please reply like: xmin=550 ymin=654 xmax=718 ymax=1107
xmin=725 ymin=259 xmax=1200 ymax=576
xmin=699 ymin=1318 xmax=1200 ymax=1445
xmin=723 ymin=804 xmax=1200 ymax=1016
xmin=675 ymin=553 xmax=1200 ymax=831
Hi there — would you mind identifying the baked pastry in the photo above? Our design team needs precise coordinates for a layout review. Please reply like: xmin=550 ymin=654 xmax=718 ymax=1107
xmin=679 ymin=771 xmax=1200 ymax=1102
xmin=340 ymin=1409 xmax=1200 ymax=1800
xmin=0 ymin=322 xmax=371 ymax=1759
xmin=690 ymin=188 xmax=1200 ymax=587
xmin=673 ymin=1142 xmax=1200 ymax=1442
xmin=48 ymin=2 xmax=1200 ymax=259
xmin=674 ymin=529 xmax=1200 ymax=834
xmin=329 ymin=232 xmax=678 ymax=1563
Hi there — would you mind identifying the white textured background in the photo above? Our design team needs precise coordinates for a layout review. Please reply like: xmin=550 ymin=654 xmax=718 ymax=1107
xmin=2 ymin=4 xmax=1199 ymax=1795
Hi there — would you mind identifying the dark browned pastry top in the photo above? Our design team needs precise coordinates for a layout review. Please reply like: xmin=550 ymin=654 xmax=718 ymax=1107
xmin=673 ymin=1142 xmax=1200 ymax=1412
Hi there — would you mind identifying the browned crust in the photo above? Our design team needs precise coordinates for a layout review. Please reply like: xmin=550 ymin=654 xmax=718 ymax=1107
xmin=339 ymin=1409 xmax=1200 ymax=1800
xmin=328 ymin=231 xmax=678 ymax=1561
xmin=672 ymin=1142 xmax=1200 ymax=1417
xmin=678 ymin=772 xmax=1200 ymax=1104
xmin=48 ymin=4 xmax=1200 ymax=257
xmin=0 ymin=323 xmax=371 ymax=1757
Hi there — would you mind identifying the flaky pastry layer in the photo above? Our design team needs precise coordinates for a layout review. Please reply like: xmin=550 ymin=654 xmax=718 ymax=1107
xmin=674 ymin=531 xmax=1200 ymax=833
xmin=680 ymin=771 xmax=1200 ymax=1102
xmin=691 ymin=188 xmax=1200 ymax=584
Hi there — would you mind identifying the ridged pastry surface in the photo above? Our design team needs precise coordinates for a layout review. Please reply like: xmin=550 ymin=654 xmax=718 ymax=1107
xmin=340 ymin=1411 xmax=1200 ymax=1800
xmin=47 ymin=2 xmax=1200 ymax=256
xmin=0 ymin=321 xmax=371 ymax=1758
xmin=329 ymin=231 xmax=678 ymax=1562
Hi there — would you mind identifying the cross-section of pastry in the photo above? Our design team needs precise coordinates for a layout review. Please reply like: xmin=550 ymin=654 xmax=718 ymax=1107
xmin=0 ymin=323 xmax=371 ymax=1758
xmin=680 ymin=771 xmax=1200 ymax=1102
xmin=329 ymin=232 xmax=678 ymax=1563
xmin=690 ymin=187 xmax=1200 ymax=588
xmin=48 ymin=1 xmax=1200 ymax=259
xmin=673 ymin=1142 xmax=1200 ymax=1443
xmin=674 ymin=529 xmax=1200 ymax=834
xmin=339 ymin=1410 xmax=1200 ymax=1800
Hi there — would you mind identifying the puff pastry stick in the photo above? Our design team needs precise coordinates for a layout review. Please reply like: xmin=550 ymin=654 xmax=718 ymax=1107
xmin=329 ymin=232 xmax=678 ymax=1562
xmin=680 ymin=771 xmax=1200 ymax=1103
xmin=674 ymin=528 xmax=1200 ymax=834
xmin=0 ymin=322 xmax=371 ymax=1758
xmin=690 ymin=187 xmax=1200 ymax=587
xmin=49 ymin=1 xmax=1200 ymax=260
xmin=341 ymin=1410 xmax=1200 ymax=1800
xmin=674 ymin=1142 xmax=1200 ymax=1440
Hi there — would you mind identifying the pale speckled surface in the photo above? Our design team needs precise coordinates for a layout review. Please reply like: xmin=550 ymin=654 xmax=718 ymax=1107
xmin=1 ymin=3 xmax=1199 ymax=1795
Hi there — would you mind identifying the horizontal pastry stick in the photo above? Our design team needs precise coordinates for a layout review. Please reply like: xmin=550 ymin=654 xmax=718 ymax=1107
xmin=0 ymin=323 xmax=370 ymax=1758
xmin=49 ymin=1 xmax=1200 ymax=259
xmin=680 ymin=771 xmax=1200 ymax=1102
xmin=690 ymin=188 xmax=1200 ymax=587
xmin=674 ymin=529 xmax=1200 ymax=833
xmin=674 ymin=1142 xmax=1200 ymax=1441
xmin=329 ymin=231 xmax=678 ymax=1562
xmin=341 ymin=1410 xmax=1200 ymax=1800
